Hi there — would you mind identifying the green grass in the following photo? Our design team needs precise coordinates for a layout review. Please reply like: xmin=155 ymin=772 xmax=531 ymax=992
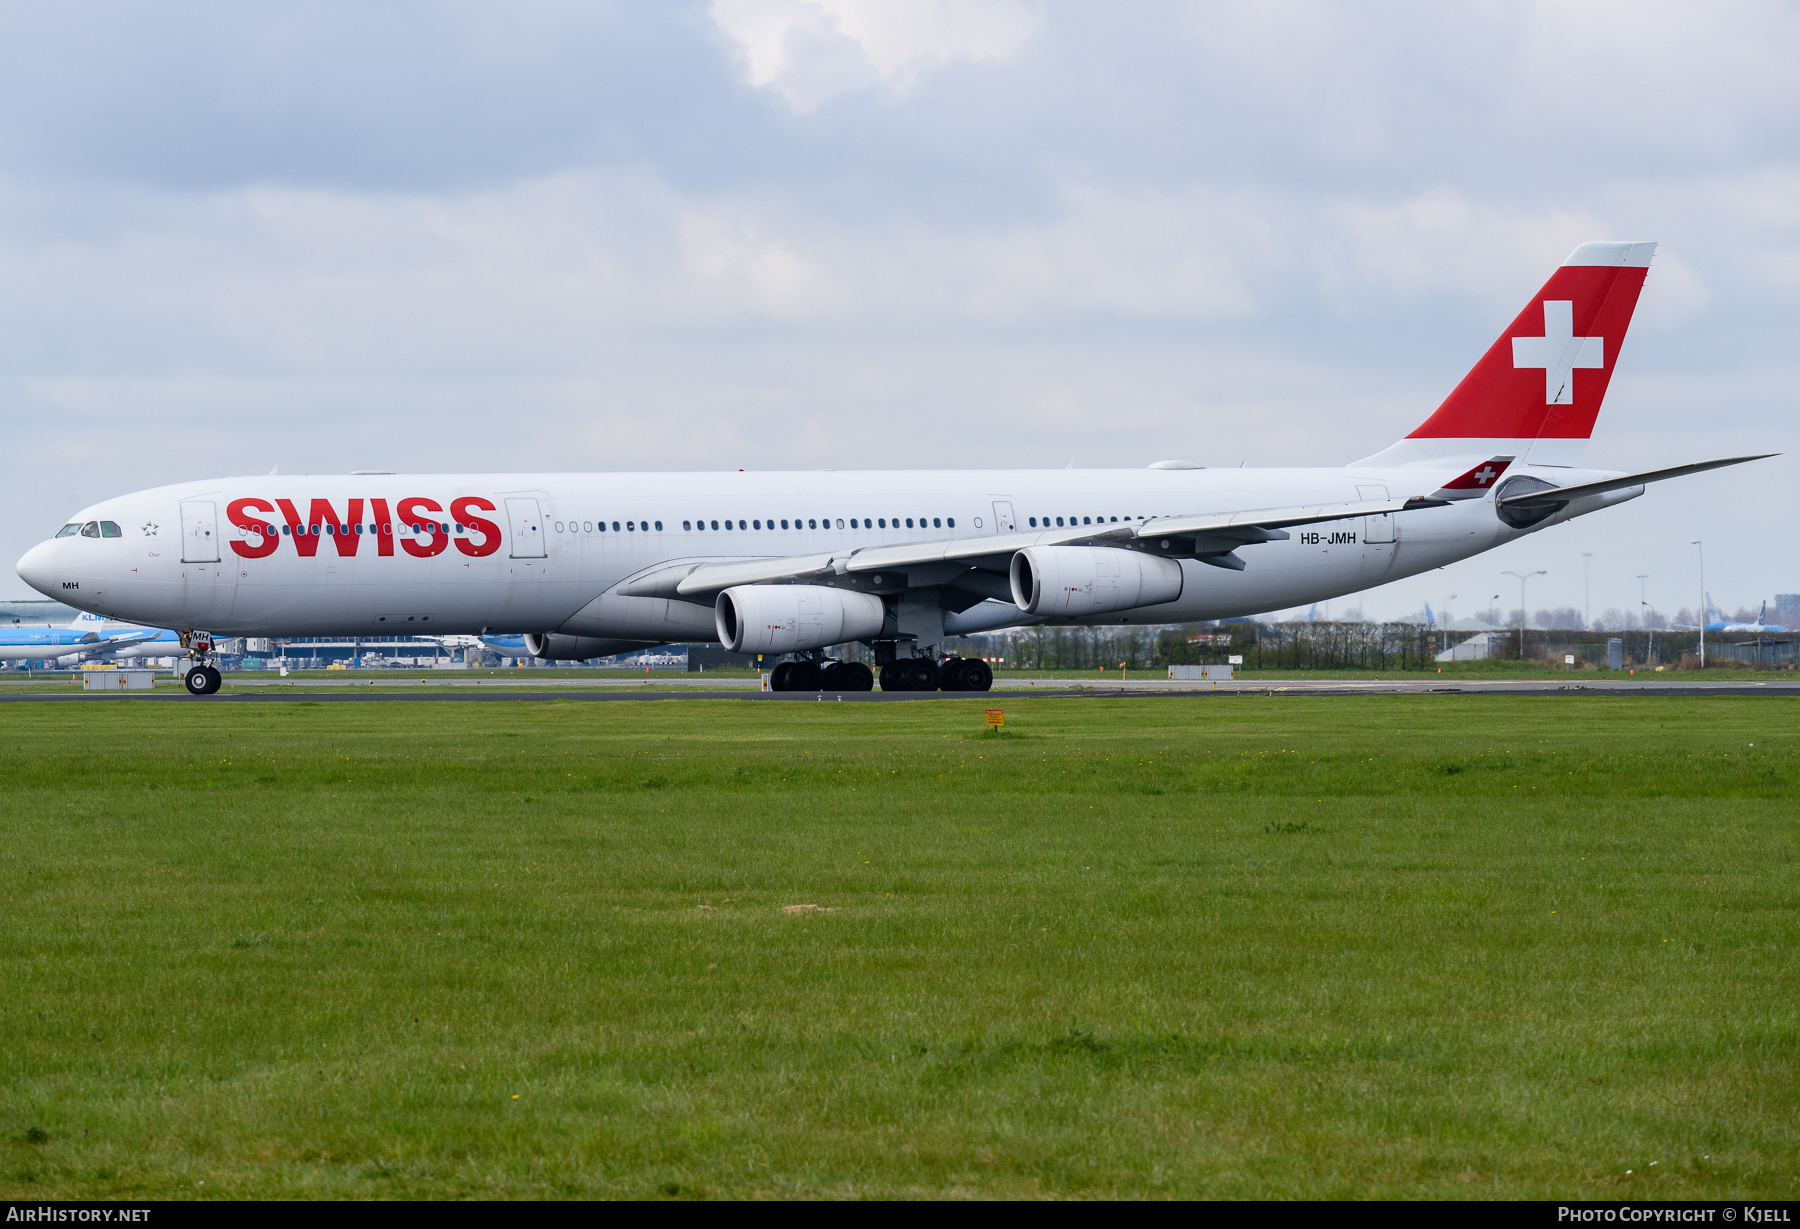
xmin=2 ymin=695 xmax=1796 ymax=1198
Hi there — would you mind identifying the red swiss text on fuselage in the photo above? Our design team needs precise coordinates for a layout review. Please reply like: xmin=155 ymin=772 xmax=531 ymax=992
xmin=226 ymin=495 xmax=505 ymax=559
xmin=371 ymin=497 xmax=395 ymax=557
xmin=398 ymin=497 xmax=448 ymax=557
xmin=451 ymin=496 xmax=501 ymax=557
xmin=226 ymin=498 xmax=280 ymax=559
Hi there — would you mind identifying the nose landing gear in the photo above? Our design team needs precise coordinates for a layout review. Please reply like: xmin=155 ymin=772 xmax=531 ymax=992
xmin=179 ymin=631 xmax=223 ymax=697
xmin=184 ymin=666 xmax=222 ymax=696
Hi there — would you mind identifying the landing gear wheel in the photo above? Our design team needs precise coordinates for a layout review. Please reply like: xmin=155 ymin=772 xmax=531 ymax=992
xmin=963 ymin=659 xmax=993 ymax=692
xmin=786 ymin=660 xmax=822 ymax=691
xmin=770 ymin=662 xmax=794 ymax=691
xmin=937 ymin=657 xmax=967 ymax=691
xmin=897 ymin=658 xmax=939 ymax=692
xmin=818 ymin=661 xmax=844 ymax=690
xmin=878 ymin=663 xmax=902 ymax=692
xmin=838 ymin=662 xmax=874 ymax=691
xmin=184 ymin=665 xmax=221 ymax=696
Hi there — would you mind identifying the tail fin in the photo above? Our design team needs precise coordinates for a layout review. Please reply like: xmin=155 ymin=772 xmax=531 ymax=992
xmin=1357 ymin=241 xmax=1656 ymax=469
xmin=68 ymin=611 xmax=108 ymax=631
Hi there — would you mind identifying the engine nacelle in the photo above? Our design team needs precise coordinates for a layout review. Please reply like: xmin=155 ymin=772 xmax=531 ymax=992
xmin=525 ymin=634 xmax=663 ymax=661
xmin=1009 ymin=546 xmax=1183 ymax=617
xmin=716 ymin=585 xmax=886 ymax=654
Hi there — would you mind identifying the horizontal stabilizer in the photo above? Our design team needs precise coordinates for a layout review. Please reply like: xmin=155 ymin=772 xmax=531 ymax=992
xmin=1497 ymin=454 xmax=1777 ymax=508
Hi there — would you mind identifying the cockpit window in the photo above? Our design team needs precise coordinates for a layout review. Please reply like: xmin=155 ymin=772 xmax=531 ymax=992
xmin=100 ymin=521 xmax=122 ymax=538
xmin=80 ymin=522 xmax=101 ymax=538
xmin=56 ymin=523 xmax=82 ymax=538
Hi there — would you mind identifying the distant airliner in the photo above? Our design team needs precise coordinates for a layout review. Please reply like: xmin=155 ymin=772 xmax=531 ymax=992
xmin=0 ymin=609 xmax=181 ymax=666
xmin=1704 ymin=596 xmax=1788 ymax=634
xmin=16 ymin=241 xmax=1774 ymax=695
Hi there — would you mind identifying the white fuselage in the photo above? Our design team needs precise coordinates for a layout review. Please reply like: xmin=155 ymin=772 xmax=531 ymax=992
xmin=17 ymin=465 xmax=1634 ymax=640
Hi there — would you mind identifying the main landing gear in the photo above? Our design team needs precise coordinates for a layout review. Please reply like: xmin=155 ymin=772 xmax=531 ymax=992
xmin=769 ymin=658 xmax=876 ymax=692
xmin=766 ymin=649 xmax=994 ymax=693
xmin=180 ymin=631 xmax=222 ymax=696
xmin=877 ymin=657 xmax=993 ymax=693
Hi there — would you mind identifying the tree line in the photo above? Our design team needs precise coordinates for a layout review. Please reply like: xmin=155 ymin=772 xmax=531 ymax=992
xmin=938 ymin=620 xmax=1731 ymax=671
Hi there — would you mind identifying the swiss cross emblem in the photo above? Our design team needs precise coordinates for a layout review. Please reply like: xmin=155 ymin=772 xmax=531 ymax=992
xmin=1473 ymin=466 xmax=1496 ymax=485
xmin=1512 ymin=300 xmax=1604 ymax=405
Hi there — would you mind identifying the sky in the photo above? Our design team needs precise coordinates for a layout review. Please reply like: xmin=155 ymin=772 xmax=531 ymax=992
xmin=2 ymin=0 xmax=1796 ymax=622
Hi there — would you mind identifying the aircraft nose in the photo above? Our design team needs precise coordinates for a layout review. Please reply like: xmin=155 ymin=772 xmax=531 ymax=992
xmin=16 ymin=540 xmax=57 ymax=598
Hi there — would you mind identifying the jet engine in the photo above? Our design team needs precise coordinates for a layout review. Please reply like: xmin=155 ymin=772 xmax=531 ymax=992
xmin=1009 ymin=546 xmax=1183 ymax=617
xmin=525 ymin=634 xmax=664 ymax=661
xmin=716 ymin=585 xmax=886 ymax=654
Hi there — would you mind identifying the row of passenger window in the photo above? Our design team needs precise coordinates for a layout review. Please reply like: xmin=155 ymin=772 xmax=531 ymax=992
xmin=237 ymin=522 xmax=469 ymax=536
xmin=539 ymin=513 xmax=1134 ymax=537
xmin=546 ymin=516 xmax=961 ymax=536
xmin=685 ymin=516 xmax=954 ymax=532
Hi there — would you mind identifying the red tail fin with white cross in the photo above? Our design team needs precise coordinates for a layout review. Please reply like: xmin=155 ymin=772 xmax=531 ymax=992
xmin=1356 ymin=241 xmax=1655 ymax=469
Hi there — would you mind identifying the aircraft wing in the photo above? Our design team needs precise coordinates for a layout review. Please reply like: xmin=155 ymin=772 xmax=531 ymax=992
xmin=54 ymin=633 xmax=118 ymax=661
xmin=1497 ymin=455 xmax=1776 ymax=509
xmin=672 ymin=495 xmax=1447 ymax=598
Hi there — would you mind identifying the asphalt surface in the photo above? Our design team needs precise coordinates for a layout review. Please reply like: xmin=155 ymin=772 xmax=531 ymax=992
xmin=3 ymin=678 xmax=1798 ymax=701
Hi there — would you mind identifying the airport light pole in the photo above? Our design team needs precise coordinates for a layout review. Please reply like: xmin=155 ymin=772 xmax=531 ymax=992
xmin=1582 ymin=553 xmax=1593 ymax=629
xmin=1692 ymin=541 xmax=1706 ymax=669
xmin=1502 ymin=570 xmax=1545 ymax=660
xmin=1638 ymin=574 xmax=1652 ymax=666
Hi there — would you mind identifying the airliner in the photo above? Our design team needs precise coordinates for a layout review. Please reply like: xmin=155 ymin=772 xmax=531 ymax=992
xmin=0 ymin=609 xmax=181 ymax=667
xmin=14 ymin=241 xmax=1772 ymax=696
xmin=1705 ymin=597 xmax=1788 ymax=634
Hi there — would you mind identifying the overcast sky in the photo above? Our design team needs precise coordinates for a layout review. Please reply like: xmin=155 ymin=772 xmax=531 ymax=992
xmin=3 ymin=1 xmax=1796 ymax=620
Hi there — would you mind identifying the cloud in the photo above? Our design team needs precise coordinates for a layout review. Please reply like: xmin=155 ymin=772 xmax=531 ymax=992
xmin=710 ymin=0 xmax=1038 ymax=110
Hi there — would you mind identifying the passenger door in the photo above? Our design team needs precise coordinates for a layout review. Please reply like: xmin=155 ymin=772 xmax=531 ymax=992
xmin=505 ymin=498 xmax=546 ymax=559
xmin=991 ymin=501 xmax=1016 ymax=533
xmin=179 ymin=500 xmax=220 ymax=562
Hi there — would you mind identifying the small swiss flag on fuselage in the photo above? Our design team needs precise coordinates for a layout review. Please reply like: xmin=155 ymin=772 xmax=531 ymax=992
xmin=1431 ymin=456 xmax=1515 ymax=501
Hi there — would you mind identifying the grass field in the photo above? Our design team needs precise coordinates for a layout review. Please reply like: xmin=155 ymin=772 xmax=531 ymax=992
xmin=2 ymin=694 xmax=1796 ymax=1199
